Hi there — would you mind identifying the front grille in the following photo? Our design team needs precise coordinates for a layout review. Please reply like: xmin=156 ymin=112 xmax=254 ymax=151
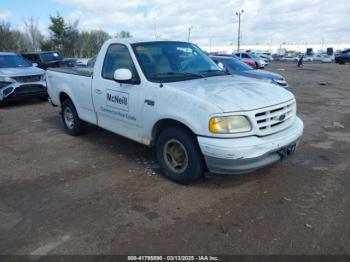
xmin=13 ymin=84 xmax=46 ymax=95
xmin=13 ymin=75 xmax=42 ymax=83
xmin=254 ymin=100 xmax=296 ymax=136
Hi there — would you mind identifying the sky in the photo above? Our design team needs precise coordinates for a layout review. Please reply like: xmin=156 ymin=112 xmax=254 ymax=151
xmin=1 ymin=0 xmax=350 ymax=46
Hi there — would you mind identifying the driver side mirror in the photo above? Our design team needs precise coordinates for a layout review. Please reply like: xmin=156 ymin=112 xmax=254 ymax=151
xmin=32 ymin=63 xmax=38 ymax=67
xmin=113 ymin=68 xmax=132 ymax=83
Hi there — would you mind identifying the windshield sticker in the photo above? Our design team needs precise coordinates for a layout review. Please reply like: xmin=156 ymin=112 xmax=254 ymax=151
xmin=106 ymin=89 xmax=129 ymax=112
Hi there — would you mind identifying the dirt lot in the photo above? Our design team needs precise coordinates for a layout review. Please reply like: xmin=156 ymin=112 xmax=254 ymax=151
xmin=0 ymin=62 xmax=349 ymax=256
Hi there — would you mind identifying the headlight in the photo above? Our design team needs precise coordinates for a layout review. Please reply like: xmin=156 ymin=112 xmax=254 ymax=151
xmin=0 ymin=76 xmax=16 ymax=83
xmin=209 ymin=115 xmax=252 ymax=134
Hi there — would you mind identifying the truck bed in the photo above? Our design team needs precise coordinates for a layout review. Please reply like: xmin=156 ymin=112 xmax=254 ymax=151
xmin=47 ymin=67 xmax=93 ymax=77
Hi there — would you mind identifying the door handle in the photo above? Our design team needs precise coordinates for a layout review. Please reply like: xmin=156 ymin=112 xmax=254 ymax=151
xmin=94 ymin=89 xmax=102 ymax=95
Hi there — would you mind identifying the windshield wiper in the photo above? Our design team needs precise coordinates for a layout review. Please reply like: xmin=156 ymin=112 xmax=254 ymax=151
xmin=150 ymin=71 xmax=205 ymax=78
xmin=199 ymin=69 xmax=229 ymax=75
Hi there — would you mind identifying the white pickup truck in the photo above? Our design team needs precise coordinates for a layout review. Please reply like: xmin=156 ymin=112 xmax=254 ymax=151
xmin=47 ymin=39 xmax=303 ymax=184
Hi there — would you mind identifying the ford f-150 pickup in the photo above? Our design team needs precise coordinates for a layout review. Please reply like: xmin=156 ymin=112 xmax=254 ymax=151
xmin=46 ymin=39 xmax=304 ymax=184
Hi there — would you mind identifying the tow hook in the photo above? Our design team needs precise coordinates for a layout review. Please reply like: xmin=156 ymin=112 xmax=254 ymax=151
xmin=278 ymin=144 xmax=296 ymax=160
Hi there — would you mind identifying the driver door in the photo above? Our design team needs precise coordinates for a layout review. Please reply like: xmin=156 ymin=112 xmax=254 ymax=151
xmin=92 ymin=44 xmax=144 ymax=142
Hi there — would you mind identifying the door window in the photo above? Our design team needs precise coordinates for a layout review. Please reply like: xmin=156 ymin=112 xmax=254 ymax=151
xmin=102 ymin=44 xmax=140 ymax=84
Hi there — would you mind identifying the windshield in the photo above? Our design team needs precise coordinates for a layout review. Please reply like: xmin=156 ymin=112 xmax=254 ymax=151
xmin=219 ymin=58 xmax=253 ymax=71
xmin=132 ymin=41 xmax=225 ymax=83
xmin=0 ymin=55 xmax=32 ymax=68
xmin=41 ymin=52 xmax=63 ymax=62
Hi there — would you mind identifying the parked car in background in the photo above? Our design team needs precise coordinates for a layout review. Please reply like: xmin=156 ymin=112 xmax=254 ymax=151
xmin=304 ymin=55 xmax=314 ymax=62
xmin=314 ymin=54 xmax=333 ymax=63
xmin=335 ymin=49 xmax=350 ymax=64
xmin=0 ymin=52 xmax=47 ymax=104
xmin=22 ymin=51 xmax=64 ymax=70
xmin=235 ymin=52 xmax=268 ymax=68
xmin=61 ymin=58 xmax=87 ymax=68
xmin=215 ymin=54 xmax=257 ymax=69
xmin=87 ymin=56 xmax=97 ymax=68
xmin=47 ymin=39 xmax=303 ymax=184
xmin=258 ymin=53 xmax=273 ymax=62
xmin=272 ymin=54 xmax=284 ymax=61
xmin=211 ymin=56 xmax=288 ymax=88
xmin=281 ymin=56 xmax=299 ymax=62
xmin=240 ymin=57 xmax=258 ymax=69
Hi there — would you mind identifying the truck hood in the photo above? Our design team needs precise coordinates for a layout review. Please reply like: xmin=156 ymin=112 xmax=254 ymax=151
xmin=164 ymin=75 xmax=294 ymax=112
xmin=0 ymin=66 xmax=45 ymax=77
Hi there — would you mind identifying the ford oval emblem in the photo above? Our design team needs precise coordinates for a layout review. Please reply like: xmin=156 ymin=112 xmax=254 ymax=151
xmin=279 ymin=114 xmax=286 ymax=121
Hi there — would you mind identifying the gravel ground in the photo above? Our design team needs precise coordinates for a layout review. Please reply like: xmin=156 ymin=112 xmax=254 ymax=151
xmin=0 ymin=62 xmax=349 ymax=256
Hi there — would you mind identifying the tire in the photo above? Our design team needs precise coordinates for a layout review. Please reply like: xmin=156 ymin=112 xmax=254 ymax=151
xmin=61 ymin=99 xmax=87 ymax=136
xmin=155 ymin=127 xmax=205 ymax=184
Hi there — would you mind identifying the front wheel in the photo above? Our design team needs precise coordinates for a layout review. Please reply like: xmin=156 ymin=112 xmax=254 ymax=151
xmin=156 ymin=127 xmax=205 ymax=184
xmin=61 ymin=99 xmax=87 ymax=136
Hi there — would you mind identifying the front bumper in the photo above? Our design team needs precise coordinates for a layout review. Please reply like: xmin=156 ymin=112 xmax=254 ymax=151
xmin=198 ymin=117 xmax=304 ymax=174
xmin=0 ymin=81 xmax=47 ymax=102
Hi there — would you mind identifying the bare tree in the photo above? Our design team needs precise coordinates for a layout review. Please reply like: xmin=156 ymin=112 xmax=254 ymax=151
xmin=0 ymin=21 xmax=31 ymax=52
xmin=23 ymin=17 xmax=44 ymax=51
xmin=116 ymin=30 xmax=132 ymax=38
xmin=0 ymin=22 xmax=12 ymax=51
xmin=75 ymin=30 xmax=111 ymax=58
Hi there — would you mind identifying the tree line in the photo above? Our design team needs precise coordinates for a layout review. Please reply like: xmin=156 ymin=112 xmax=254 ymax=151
xmin=0 ymin=14 xmax=132 ymax=58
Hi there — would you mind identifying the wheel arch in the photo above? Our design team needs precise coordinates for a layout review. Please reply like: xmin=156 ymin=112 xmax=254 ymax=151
xmin=151 ymin=118 xmax=196 ymax=146
xmin=58 ymin=91 xmax=83 ymax=118
xmin=59 ymin=92 xmax=71 ymax=104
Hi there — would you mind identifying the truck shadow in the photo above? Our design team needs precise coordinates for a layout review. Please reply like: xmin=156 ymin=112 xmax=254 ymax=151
xmin=0 ymin=99 xmax=47 ymax=109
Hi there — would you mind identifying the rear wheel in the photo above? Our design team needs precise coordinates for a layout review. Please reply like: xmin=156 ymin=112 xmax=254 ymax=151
xmin=61 ymin=99 xmax=87 ymax=136
xmin=156 ymin=127 xmax=205 ymax=184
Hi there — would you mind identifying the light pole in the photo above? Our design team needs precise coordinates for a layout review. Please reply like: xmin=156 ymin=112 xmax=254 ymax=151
xmin=188 ymin=26 xmax=193 ymax=42
xmin=153 ymin=18 xmax=159 ymax=39
xmin=236 ymin=10 xmax=244 ymax=54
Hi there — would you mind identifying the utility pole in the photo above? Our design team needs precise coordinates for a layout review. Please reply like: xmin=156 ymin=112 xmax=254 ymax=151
xmin=188 ymin=26 xmax=193 ymax=42
xmin=153 ymin=18 xmax=159 ymax=39
xmin=236 ymin=10 xmax=244 ymax=54
xmin=209 ymin=37 xmax=212 ymax=53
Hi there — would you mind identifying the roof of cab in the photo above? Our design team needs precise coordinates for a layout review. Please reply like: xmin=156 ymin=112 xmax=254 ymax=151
xmin=106 ymin=38 xmax=186 ymax=45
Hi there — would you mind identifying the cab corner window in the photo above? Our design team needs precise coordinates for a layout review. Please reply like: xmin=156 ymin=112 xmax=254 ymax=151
xmin=102 ymin=44 xmax=140 ymax=84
